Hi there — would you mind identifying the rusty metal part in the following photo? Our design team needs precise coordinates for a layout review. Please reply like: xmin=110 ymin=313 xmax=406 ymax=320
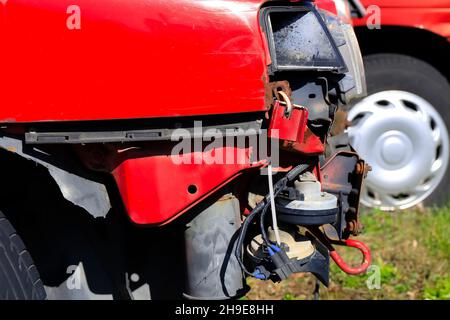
xmin=321 ymin=151 xmax=366 ymax=238
xmin=346 ymin=220 xmax=357 ymax=233
xmin=355 ymin=162 xmax=364 ymax=175
xmin=364 ymin=164 xmax=372 ymax=178
xmin=265 ymin=80 xmax=292 ymax=109
xmin=330 ymin=108 xmax=351 ymax=137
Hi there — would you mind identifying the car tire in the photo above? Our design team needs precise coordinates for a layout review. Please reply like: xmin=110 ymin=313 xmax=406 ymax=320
xmin=350 ymin=53 xmax=450 ymax=209
xmin=0 ymin=211 xmax=46 ymax=300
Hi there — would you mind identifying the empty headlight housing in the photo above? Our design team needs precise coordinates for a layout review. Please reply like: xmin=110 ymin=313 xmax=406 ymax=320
xmin=261 ymin=4 xmax=347 ymax=73
xmin=320 ymin=11 xmax=367 ymax=101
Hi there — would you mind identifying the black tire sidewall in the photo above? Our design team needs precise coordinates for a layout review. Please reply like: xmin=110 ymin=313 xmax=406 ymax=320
xmin=0 ymin=211 xmax=46 ymax=300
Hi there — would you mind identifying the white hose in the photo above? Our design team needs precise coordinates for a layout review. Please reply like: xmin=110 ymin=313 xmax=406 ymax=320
xmin=268 ymin=164 xmax=281 ymax=245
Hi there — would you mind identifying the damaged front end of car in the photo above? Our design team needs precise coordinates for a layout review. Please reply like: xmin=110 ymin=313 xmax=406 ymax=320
xmin=0 ymin=0 xmax=369 ymax=300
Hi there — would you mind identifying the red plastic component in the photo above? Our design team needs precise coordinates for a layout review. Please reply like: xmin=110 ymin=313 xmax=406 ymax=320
xmin=280 ymin=128 xmax=325 ymax=155
xmin=111 ymin=146 xmax=263 ymax=225
xmin=353 ymin=0 xmax=450 ymax=39
xmin=268 ymin=101 xmax=309 ymax=143
xmin=330 ymin=239 xmax=371 ymax=275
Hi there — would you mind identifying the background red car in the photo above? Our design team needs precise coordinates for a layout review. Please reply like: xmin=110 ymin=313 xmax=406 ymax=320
xmin=349 ymin=0 xmax=450 ymax=210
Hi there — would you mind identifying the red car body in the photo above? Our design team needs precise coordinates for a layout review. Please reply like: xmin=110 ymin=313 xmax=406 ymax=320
xmin=354 ymin=0 xmax=450 ymax=41
xmin=0 ymin=0 xmax=336 ymax=123
xmin=0 ymin=0 xmax=337 ymax=225
xmin=0 ymin=0 xmax=268 ymax=122
xmin=0 ymin=0 xmax=374 ymax=299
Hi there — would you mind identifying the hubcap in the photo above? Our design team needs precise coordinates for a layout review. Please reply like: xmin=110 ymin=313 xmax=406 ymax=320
xmin=347 ymin=91 xmax=449 ymax=210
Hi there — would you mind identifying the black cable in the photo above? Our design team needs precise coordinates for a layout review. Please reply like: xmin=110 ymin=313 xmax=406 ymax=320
xmin=235 ymin=164 xmax=310 ymax=278
xmin=235 ymin=201 xmax=268 ymax=276
xmin=259 ymin=205 xmax=271 ymax=246
xmin=313 ymin=278 xmax=320 ymax=300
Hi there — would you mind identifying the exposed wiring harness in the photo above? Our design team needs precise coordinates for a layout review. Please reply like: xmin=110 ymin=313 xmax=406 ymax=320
xmin=235 ymin=164 xmax=310 ymax=279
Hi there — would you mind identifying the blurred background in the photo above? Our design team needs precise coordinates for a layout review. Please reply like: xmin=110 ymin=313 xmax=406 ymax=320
xmin=248 ymin=0 xmax=450 ymax=300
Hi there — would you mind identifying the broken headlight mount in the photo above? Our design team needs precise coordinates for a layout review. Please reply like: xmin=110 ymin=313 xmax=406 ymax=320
xmin=319 ymin=9 xmax=367 ymax=103
xmin=260 ymin=4 xmax=347 ymax=73
xmin=261 ymin=3 xmax=366 ymax=122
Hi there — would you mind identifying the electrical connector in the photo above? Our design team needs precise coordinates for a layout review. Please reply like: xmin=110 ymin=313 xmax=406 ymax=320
xmin=267 ymin=244 xmax=295 ymax=280
xmin=252 ymin=266 xmax=271 ymax=280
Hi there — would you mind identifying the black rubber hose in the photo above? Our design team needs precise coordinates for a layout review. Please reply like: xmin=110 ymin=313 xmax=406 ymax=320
xmin=235 ymin=204 xmax=266 ymax=276
xmin=286 ymin=164 xmax=310 ymax=182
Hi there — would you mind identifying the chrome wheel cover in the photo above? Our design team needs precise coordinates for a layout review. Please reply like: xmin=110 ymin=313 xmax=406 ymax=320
xmin=348 ymin=90 xmax=449 ymax=210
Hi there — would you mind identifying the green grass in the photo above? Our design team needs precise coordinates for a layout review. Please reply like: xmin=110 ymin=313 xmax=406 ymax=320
xmin=246 ymin=206 xmax=450 ymax=300
xmin=424 ymin=275 xmax=450 ymax=300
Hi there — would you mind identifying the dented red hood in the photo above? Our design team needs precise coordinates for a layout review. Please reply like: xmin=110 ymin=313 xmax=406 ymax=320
xmin=0 ymin=0 xmax=336 ymax=123
xmin=0 ymin=0 xmax=269 ymax=123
